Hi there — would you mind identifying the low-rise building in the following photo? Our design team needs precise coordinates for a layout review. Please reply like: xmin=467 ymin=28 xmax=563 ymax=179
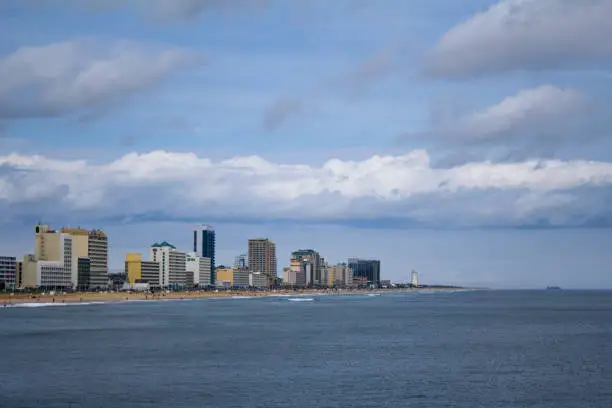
xmin=233 ymin=268 xmax=250 ymax=288
xmin=249 ymin=272 xmax=268 ymax=289
xmin=283 ymin=267 xmax=297 ymax=286
xmin=37 ymin=260 xmax=72 ymax=289
xmin=186 ymin=253 xmax=211 ymax=287
xmin=215 ymin=268 xmax=234 ymax=286
xmin=125 ymin=253 xmax=160 ymax=288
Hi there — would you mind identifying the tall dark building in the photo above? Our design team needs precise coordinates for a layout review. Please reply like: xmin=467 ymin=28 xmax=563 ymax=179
xmin=77 ymin=258 xmax=91 ymax=291
xmin=348 ymin=258 xmax=380 ymax=286
xmin=194 ymin=225 xmax=215 ymax=282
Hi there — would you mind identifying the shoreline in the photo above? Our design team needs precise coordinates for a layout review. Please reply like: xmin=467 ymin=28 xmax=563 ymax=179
xmin=0 ymin=287 xmax=470 ymax=307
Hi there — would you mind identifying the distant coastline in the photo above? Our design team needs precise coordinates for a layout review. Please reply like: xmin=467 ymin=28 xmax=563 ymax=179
xmin=1 ymin=286 xmax=469 ymax=307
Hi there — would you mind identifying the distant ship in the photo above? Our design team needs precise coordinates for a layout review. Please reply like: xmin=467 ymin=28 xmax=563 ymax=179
xmin=546 ymin=286 xmax=562 ymax=291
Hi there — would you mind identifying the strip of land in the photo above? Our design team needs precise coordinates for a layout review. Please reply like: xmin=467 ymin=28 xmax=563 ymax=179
xmin=0 ymin=287 xmax=467 ymax=306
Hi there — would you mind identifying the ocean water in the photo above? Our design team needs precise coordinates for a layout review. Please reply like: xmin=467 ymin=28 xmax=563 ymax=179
xmin=1 ymin=291 xmax=612 ymax=407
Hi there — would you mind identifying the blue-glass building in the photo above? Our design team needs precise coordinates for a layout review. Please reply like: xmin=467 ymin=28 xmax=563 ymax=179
xmin=193 ymin=225 xmax=216 ymax=282
xmin=348 ymin=258 xmax=381 ymax=286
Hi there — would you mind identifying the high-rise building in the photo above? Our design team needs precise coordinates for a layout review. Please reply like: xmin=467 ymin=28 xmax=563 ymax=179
xmin=125 ymin=253 xmax=160 ymax=288
xmin=248 ymin=238 xmax=277 ymax=285
xmin=150 ymin=242 xmax=187 ymax=288
xmin=327 ymin=263 xmax=353 ymax=287
xmin=0 ymin=256 xmax=17 ymax=289
xmin=193 ymin=225 xmax=215 ymax=282
xmin=34 ymin=225 xmax=74 ymax=289
xmin=348 ymin=258 xmax=381 ymax=286
xmin=186 ymin=253 xmax=212 ymax=287
xmin=59 ymin=227 xmax=108 ymax=289
xmin=291 ymin=249 xmax=326 ymax=287
xmin=234 ymin=253 xmax=248 ymax=269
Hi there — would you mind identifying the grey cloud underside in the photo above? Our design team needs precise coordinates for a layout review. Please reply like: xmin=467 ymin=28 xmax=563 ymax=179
xmin=0 ymin=40 xmax=201 ymax=120
xmin=401 ymin=85 xmax=612 ymax=164
xmin=2 ymin=150 xmax=612 ymax=228
xmin=425 ymin=0 xmax=612 ymax=78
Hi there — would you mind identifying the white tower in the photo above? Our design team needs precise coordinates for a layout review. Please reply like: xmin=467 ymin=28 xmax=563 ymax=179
xmin=411 ymin=270 xmax=419 ymax=288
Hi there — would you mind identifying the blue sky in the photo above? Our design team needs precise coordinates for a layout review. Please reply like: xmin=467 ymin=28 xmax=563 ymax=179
xmin=1 ymin=0 xmax=612 ymax=288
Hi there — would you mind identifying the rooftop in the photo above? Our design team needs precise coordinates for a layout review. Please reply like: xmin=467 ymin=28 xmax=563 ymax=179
xmin=151 ymin=241 xmax=176 ymax=249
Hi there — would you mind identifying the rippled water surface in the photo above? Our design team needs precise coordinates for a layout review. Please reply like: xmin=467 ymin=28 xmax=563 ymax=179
xmin=1 ymin=290 xmax=612 ymax=407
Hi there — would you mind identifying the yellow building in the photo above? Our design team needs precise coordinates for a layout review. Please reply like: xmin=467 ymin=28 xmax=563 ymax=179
xmin=215 ymin=268 xmax=234 ymax=286
xmin=125 ymin=253 xmax=143 ymax=284
xmin=124 ymin=253 xmax=160 ymax=287
xmin=327 ymin=266 xmax=336 ymax=287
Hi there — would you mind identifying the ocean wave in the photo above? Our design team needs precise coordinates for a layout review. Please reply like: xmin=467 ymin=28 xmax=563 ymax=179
xmin=287 ymin=298 xmax=314 ymax=302
xmin=231 ymin=296 xmax=254 ymax=300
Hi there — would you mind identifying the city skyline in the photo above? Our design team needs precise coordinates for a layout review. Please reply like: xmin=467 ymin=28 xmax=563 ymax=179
xmin=1 ymin=1 xmax=612 ymax=288
xmin=1 ymin=221 xmax=393 ymax=290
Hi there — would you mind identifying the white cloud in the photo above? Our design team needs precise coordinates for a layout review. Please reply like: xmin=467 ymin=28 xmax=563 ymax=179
xmin=0 ymin=40 xmax=201 ymax=119
xmin=1 ymin=149 xmax=612 ymax=227
xmin=426 ymin=0 xmax=612 ymax=77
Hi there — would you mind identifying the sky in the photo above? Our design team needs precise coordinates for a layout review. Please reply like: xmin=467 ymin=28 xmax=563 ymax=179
xmin=1 ymin=0 xmax=612 ymax=289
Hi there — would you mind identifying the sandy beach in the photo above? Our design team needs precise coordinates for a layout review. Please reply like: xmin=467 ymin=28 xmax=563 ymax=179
xmin=0 ymin=288 xmax=410 ymax=306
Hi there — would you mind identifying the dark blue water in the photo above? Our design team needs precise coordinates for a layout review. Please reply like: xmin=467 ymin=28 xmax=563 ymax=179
xmin=1 ymin=291 xmax=612 ymax=407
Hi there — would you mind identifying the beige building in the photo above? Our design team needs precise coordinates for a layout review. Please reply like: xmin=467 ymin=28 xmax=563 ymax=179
xmin=27 ymin=226 xmax=74 ymax=289
xmin=248 ymin=238 xmax=276 ymax=285
xmin=327 ymin=264 xmax=353 ymax=287
xmin=21 ymin=255 xmax=38 ymax=288
xmin=61 ymin=227 xmax=108 ymax=289
xmin=283 ymin=267 xmax=297 ymax=286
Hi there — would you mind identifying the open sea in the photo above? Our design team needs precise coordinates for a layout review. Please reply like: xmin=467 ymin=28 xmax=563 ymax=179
xmin=1 ymin=290 xmax=612 ymax=408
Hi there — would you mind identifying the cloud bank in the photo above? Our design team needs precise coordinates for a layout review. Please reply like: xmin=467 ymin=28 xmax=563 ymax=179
xmin=426 ymin=0 xmax=612 ymax=77
xmin=1 ymin=150 xmax=612 ymax=228
xmin=0 ymin=40 xmax=200 ymax=119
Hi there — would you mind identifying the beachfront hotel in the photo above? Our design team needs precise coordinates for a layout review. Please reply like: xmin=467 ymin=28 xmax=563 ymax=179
xmin=248 ymin=238 xmax=277 ymax=285
xmin=348 ymin=258 xmax=381 ymax=286
xmin=150 ymin=242 xmax=187 ymax=288
xmin=60 ymin=227 xmax=108 ymax=289
xmin=22 ymin=226 xmax=75 ymax=289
